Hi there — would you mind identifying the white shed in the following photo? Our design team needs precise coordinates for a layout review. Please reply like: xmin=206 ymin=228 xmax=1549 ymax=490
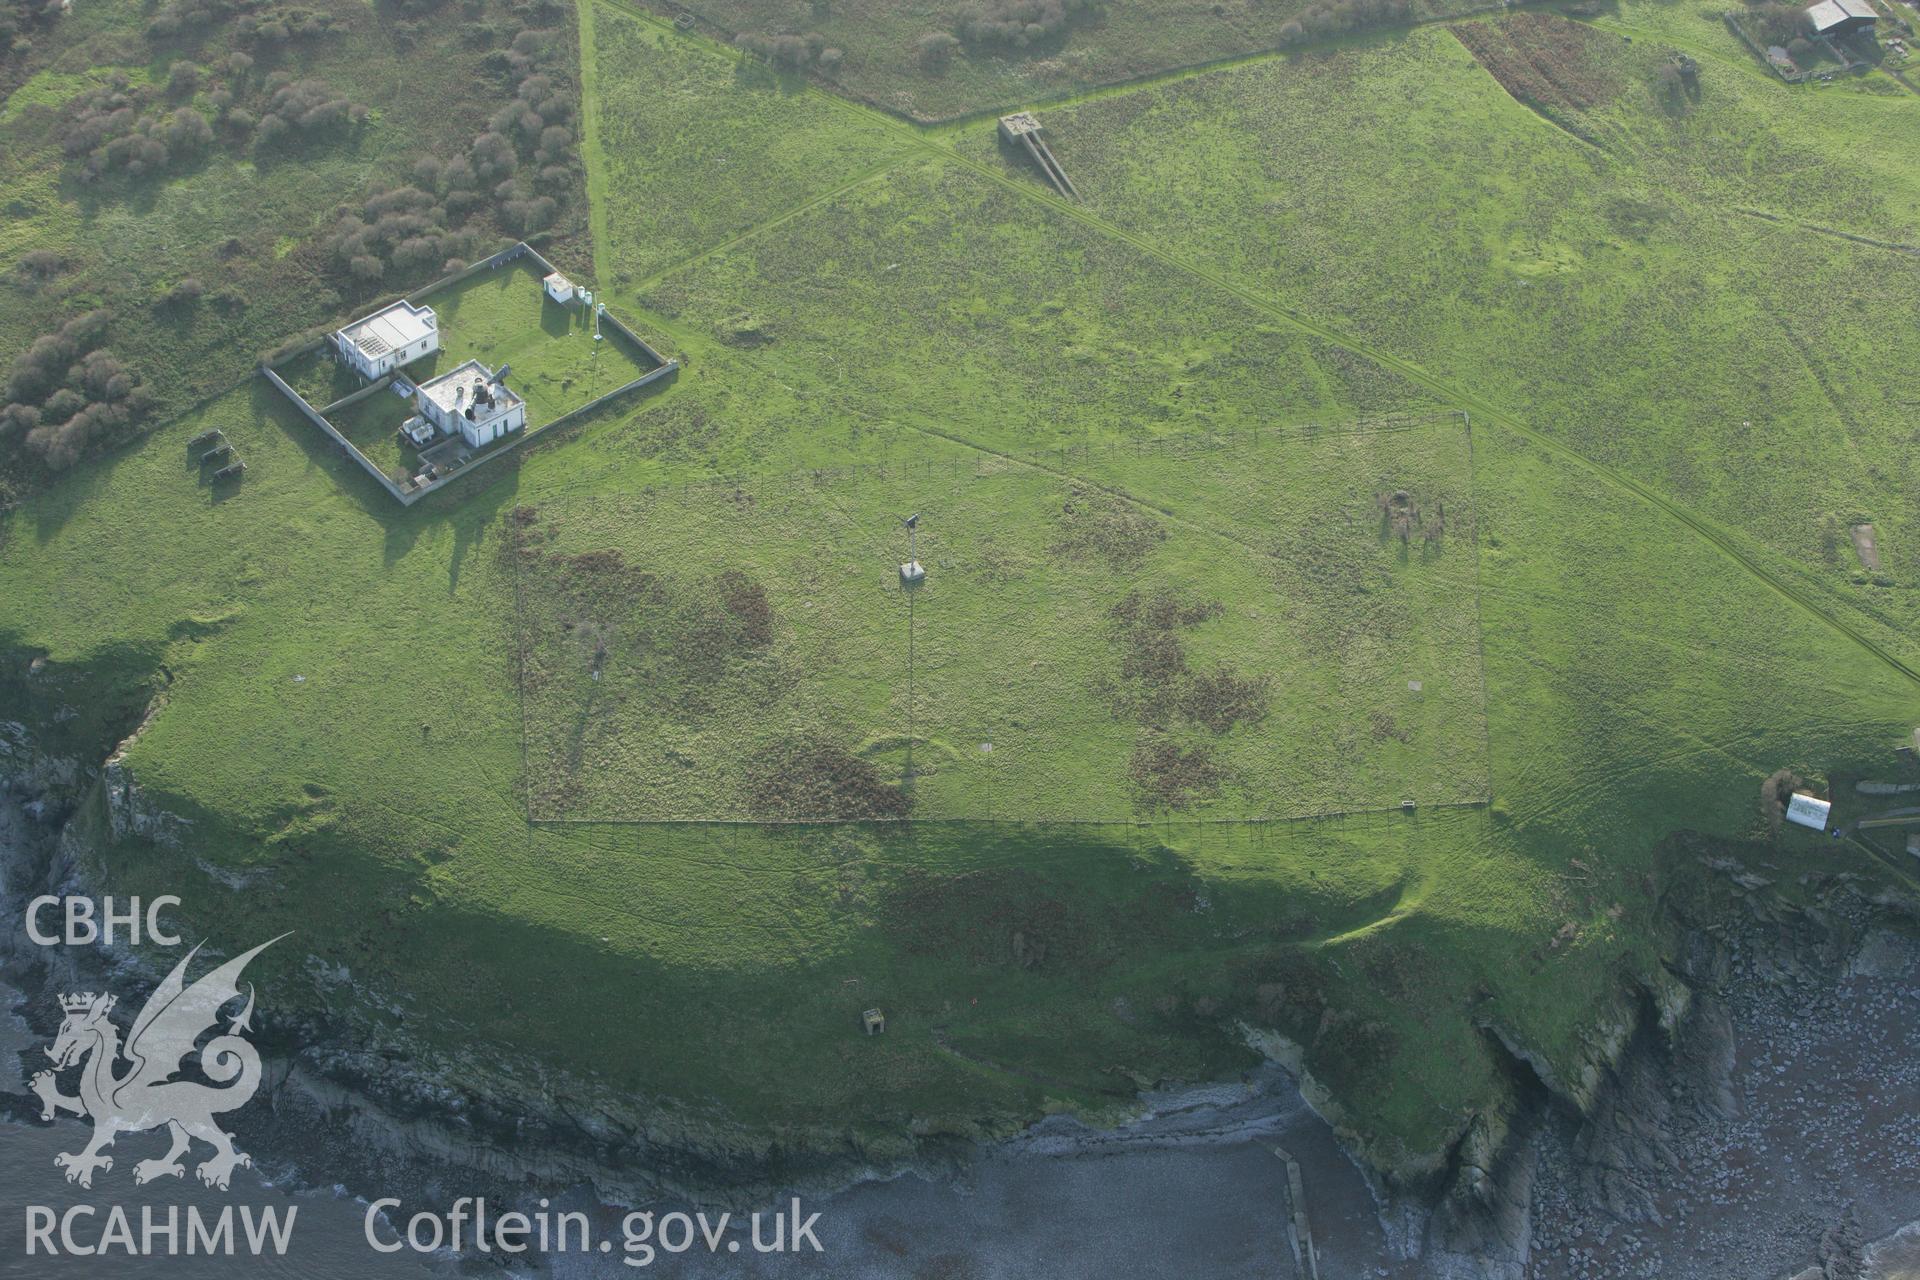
xmin=543 ymin=272 xmax=577 ymax=305
xmin=1784 ymin=792 xmax=1832 ymax=832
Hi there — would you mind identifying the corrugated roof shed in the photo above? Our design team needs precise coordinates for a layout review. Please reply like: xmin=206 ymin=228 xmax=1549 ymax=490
xmin=1806 ymin=0 xmax=1876 ymax=33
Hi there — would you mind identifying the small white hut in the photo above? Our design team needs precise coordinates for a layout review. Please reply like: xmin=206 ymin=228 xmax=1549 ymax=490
xmin=1784 ymin=792 xmax=1832 ymax=832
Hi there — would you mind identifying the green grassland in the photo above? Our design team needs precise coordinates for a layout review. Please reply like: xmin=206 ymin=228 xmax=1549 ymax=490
xmin=583 ymin=1 xmax=912 ymax=287
xmin=0 ymin=375 xmax=1441 ymax=1147
xmin=948 ymin=13 xmax=1920 ymax=654
xmin=2 ymin=0 xmax=1919 ymax=1189
xmin=324 ymin=385 xmax=419 ymax=479
xmin=635 ymin=152 xmax=1437 ymax=456
xmin=416 ymin=259 xmax=660 ymax=415
xmin=518 ymin=418 xmax=1486 ymax=821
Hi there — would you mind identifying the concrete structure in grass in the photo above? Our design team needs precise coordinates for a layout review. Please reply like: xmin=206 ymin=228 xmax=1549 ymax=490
xmin=1785 ymin=792 xmax=1833 ymax=832
xmin=997 ymin=113 xmax=1079 ymax=201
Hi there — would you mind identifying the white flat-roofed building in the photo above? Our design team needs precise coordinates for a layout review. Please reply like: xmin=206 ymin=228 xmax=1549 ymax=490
xmin=543 ymin=272 xmax=577 ymax=305
xmin=1785 ymin=792 xmax=1833 ymax=832
xmin=414 ymin=359 xmax=525 ymax=449
xmin=332 ymin=300 xmax=439 ymax=381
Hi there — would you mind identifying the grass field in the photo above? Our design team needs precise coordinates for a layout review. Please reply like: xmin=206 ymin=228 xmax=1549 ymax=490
xmin=948 ymin=14 xmax=1920 ymax=654
xmin=3 ymin=0 xmax=1919 ymax=1189
xmin=417 ymin=259 xmax=660 ymax=418
xmin=634 ymin=151 xmax=1437 ymax=458
xmin=583 ymin=1 xmax=911 ymax=287
xmin=517 ymin=417 xmax=1486 ymax=822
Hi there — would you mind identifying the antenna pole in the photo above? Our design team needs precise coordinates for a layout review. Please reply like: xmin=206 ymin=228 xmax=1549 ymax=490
xmin=900 ymin=512 xmax=923 ymax=786
xmin=906 ymin=587 xmax=914 ymax=783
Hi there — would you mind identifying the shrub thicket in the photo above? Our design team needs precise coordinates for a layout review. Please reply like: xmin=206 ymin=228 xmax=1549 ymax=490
xmin=148 ymin=0 xmax=338 ymax=44
xmin=917 ymin=30 xmax=961 ymax=70
xmin=953 ymin=0 xmax=1096 ymax=49
xmin=1743 ymin=0 xmax=1807 ymax=47
xmin=0 ymin=311 xmax=153 ymax=472
xmin=0 ymin=0 xmax=63 ymax=63
xmin=13 ymin=249 xmax=63 ymax=286
xmin=733 ymin=30 xmax=841 ymax=70
xmin=59 ymin=69 xmax=363 ymax=181
xmin=319 ymin=46 xmax=578 ymax=289
xmin=1276 ymin=0 xmax=1412 ymax=43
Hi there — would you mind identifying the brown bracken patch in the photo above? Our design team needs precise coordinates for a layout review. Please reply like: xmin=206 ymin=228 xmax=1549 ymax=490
xmin=1180 ymin=668 xmax=1272 ymax=735
xmin=1451 ymin=14 xmax=1621 ymax=116
xmin=1103 ymin=590 xmax=1268 ymax=734
xmin=701 ymin=568 xmax=775 ymax=651
xmin=747 ymin=737 xmax=911 ymax=820
xmin=1052 ymin=485 xmax=1167 ymax=570
xmin=1127 ymin=735 xmax=1224 ymax=810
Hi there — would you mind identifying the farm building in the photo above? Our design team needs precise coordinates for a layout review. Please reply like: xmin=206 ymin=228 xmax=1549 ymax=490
xmin=1785 ymin=792 xmax=1833 ymax=832
xmin=1806 ymin=0 xmax=1876 ymax=37
xmin=544 ymin=272 xmax=577 ymax=305
xmin=331 ymin=300 xmax=439 ymax=381
xmin=412 ymin=360 xmax=525 ymax=449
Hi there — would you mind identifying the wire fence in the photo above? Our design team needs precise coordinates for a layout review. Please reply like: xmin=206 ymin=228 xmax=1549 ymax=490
xmin=521 ymin=409 xmax=1468 ymax=508
xmin=508 ymin=408 xmax=1495 ymax=831
xmin=525 ymin=797 xmax=1493 ymax=831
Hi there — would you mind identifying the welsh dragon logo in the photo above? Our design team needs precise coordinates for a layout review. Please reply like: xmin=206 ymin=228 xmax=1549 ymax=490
xmin=30 ymin=935 xmax=285 ymax=1190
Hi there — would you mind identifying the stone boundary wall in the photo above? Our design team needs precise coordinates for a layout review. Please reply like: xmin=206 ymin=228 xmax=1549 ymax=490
xmin=262 ymin=241 xmax=678 ymax=506
xmin=261 ymin=364 xmax=417 ymax=505
xmin=319 ymin=372 xmax=399 ymax=417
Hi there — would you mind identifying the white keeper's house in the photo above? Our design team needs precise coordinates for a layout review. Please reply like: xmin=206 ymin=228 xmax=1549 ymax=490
xmin=412 ymin=360 xmax=525 ymax=449
xmin=331 ymin=300 xmax=440 ymax=380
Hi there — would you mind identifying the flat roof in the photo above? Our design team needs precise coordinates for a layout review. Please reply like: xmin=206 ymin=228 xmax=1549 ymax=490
xmin=337 ymin=300 xmax=436 ymax=361
xmin=1784 ymin=792 xmax=1833 ymax=830
xmin=417 ymin=358 xmax=523 ymax=425
xmin=544 ymin=271 xmax=574 ymax=288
